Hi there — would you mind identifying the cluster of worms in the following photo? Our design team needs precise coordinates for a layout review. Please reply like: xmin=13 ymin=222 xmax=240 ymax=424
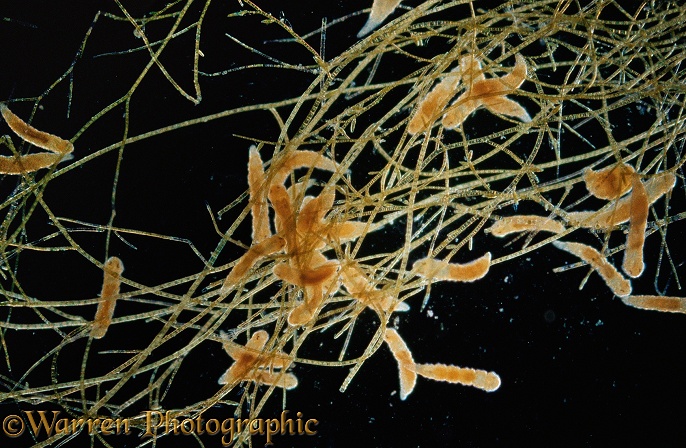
xmin=1 ymin=0 xmax=685 ymax=446
xmin=486 ymin=163 xmax=683 ymax=312
xmin=217 ymin=144 xmax=502 ymax=398
xmin=0 ymin=104 xmax=73 ymax=175
xmin=408 ymin=52 xmax=531 ymax=134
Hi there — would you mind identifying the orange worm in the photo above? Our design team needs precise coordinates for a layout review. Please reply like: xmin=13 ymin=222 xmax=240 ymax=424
xmin=620 ymin=295 xmax=686 ymax=314
xmin=1 ymin=103 xmax=73 ymax=155
xmin=553 ymin=241 xmax=631 ymax=297
xmin=487 ymin=215 xmax=565 ymax=237
xmin=91 ymin=257 xmax=124 ymax=339
xmin=413 ymin=252 xmax=491 ymax=282
xmin=622 ymin=174 xmax=648 ymax=278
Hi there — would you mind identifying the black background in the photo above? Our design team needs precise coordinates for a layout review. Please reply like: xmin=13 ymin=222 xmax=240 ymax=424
xmin=1 ymin=1 xmax=685 ymax=447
